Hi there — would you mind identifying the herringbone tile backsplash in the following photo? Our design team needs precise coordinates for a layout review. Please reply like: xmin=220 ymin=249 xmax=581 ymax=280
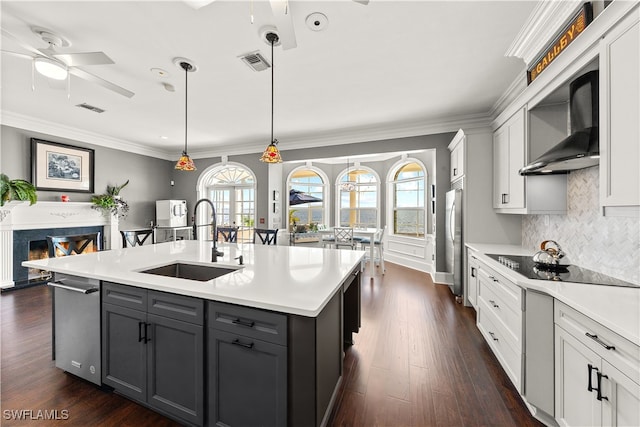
xmin=522 ymin=167 xmax=639 ymax=285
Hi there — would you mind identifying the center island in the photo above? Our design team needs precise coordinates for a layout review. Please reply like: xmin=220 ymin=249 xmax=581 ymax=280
xmin=22 ymin=240 xmax=365 ymax=427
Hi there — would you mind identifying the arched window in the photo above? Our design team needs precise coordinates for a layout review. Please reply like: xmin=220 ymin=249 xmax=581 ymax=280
xmin=390 ymin=161 xmax=425 ymax=237
xmin=337 ymin=166 xmax=379 ymax=228
xmin=197 ymin=163 xmax=256 ymax=242
xmin=288 ymin=167 xmax=328 ymax=229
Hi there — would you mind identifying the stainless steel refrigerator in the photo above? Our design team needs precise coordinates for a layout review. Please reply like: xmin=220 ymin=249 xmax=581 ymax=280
xmin=445 ymin=189 xmax=462 ymax=296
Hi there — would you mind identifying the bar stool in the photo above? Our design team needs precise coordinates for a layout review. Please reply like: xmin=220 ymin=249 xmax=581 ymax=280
xmin=253 ymin=228 xmax=278 ymax=245
xmin=121 ymin=229 xmax=154 ymax=248
xmin=47 ymin=233 xmax=103 ymax=257
xmin=217 ymin=226 xmax=239 ymax=243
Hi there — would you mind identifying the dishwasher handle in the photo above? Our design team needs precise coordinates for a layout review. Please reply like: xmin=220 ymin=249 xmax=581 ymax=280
xmin=48 ymin=281 xmax=99 ymax=294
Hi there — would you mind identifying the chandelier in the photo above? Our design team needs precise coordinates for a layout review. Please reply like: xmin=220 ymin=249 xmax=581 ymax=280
xmin=340 ymin=158 xmax=356 ymax=192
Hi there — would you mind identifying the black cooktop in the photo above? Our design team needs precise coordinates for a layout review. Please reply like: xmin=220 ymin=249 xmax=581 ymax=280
xmin=486 ymin=254 xmax=640 ymax=288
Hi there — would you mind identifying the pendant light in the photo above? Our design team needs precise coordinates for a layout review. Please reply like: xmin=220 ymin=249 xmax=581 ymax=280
xmin=175 ymin=60 xmax=197 ymax=171
xmin=260 ymin=32 xmax=283 ymax=163
xmin=340 ymin=158 xmax=356 ymax=192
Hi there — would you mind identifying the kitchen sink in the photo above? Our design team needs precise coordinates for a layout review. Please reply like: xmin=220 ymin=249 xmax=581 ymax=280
xmin=140 ymin=263 xmax=239 ymax=281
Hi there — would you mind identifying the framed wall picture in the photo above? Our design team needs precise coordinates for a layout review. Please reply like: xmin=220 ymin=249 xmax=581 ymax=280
xmin=31 ymin=138 xmax=95 ymax=193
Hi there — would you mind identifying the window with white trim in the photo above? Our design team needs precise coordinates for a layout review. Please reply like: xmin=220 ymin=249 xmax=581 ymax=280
xmin=337 ymin=167 xmax=379 ymax=228
xmin=390 ymin=161 xmax=425 ymax=237
xmin=288 ymin=167 xmax=327 ymax=228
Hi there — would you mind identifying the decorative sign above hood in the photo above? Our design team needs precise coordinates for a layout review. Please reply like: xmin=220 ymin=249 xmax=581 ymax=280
xmin=527 ymin=3 xmax=593 ymax=84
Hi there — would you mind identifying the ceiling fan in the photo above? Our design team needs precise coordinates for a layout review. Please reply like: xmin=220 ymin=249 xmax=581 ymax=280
xmin=1 ymin=26 xmax=135 ymax=98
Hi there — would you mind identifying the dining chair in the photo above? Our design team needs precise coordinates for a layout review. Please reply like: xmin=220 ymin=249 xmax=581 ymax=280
xmin=47 ymin=233 xmax=103 ymax=257
xmin=359 ymin=225 xmax=386 ymax=273
xmin=120 ymin=229 xmax=154 ymax=248
xmin=316 ymin=224 xmax=334 ymax=248
xmin=253 ymin=228 xmax=278 ymax=245
xmin=333 ymin=227 xmax=356 ymax=250
xmin=217 ymin=226 xmax=239 ymax=243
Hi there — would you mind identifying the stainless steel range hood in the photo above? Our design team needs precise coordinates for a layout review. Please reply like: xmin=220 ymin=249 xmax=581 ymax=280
xmin=520 ymin=70 xmax=599 ymax=175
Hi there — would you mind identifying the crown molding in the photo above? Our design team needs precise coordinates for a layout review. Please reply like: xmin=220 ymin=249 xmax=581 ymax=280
xmin=1 ymin=110 xmax=173 ymax=160
xmin=189 ymin=112 xmax=493 ymax=158
xmin=489 ymin=72 xmax=528 ymax=122
xmin=2 ymin=109 xmax=493 ymax=160
xmin=505 ymin=0 xmax=585 ymax=66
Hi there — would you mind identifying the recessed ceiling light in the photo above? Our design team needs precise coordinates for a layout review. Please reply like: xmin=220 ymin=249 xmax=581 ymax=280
xmin=160 ymin=136 xmax=168 ymax=139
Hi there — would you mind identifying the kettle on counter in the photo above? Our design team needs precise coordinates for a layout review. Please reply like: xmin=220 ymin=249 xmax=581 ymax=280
xmin=533 ymin=240 xmax=570 ymax=267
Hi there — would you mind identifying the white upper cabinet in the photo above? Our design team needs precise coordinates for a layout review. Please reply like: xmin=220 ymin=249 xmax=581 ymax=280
xmin=493 ymin=108 xmax=526 ymax=210
xmin=599 ymin=8 xmax=640 ymax=212
xmin=493 ymin=107 xmax=568 ymax=214
xmin=448 ymin=130 xmax=465 ymax=183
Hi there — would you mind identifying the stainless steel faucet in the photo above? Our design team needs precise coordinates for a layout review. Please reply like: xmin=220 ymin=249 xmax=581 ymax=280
xmin=193 ymin=198 xmax=224 ymax=262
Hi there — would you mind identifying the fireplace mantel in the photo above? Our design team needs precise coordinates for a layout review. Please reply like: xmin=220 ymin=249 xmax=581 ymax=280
xmin=0 ymin=201 xmax=118 ymax=289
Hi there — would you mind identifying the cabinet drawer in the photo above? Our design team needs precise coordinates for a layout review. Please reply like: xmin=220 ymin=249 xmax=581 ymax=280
xmin=477 ymin=271 xmax=522 ymax=344
xmin=102 ymin=282 xmax=147 ymax=309
xmin=476 ymin=265 xmax=523 ymax=310
xmin=478 ymin=298 xmax=522 ymax=392
xmin=208 ymin=301 xmax=287 ymax=346
xmin=555 ymin=301 xmax=640 ymax=383
xmin=148 ymin=290 xmax=204 ymax=325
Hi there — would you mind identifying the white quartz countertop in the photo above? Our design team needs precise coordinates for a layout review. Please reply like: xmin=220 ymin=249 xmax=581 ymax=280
xmin=22 ymin=240 xmax=365 ymax=317
xmin=466 ymin=243 xmax=640 ymax=346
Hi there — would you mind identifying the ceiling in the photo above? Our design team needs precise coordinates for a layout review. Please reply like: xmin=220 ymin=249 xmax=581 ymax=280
xmin=1 ymin=1 xmax=537 ymax=161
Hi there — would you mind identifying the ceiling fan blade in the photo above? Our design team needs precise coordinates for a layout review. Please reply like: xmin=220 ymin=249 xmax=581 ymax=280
xmin=1 ymin=49 xmax=33 ymax=60
xmin=269 ymin=0 xmax=297 ymax=50
xmin=53 ymin=52 xmax=115 ymax=67
xmin=69 ymin=67 xmax=134 ymax=98
xmin=1 ymin=28 xmax=42 ymax=57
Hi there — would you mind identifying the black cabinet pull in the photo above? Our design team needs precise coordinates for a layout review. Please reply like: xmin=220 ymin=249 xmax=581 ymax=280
xmin=232 ymin=339 xmax=254 ymax=349
xmin=488 ymin=331 xmax=499 ymax=342
xmin=587 ymin=364 xmax=596 ymax=392
xmin=596 ymin=372 xmax=609 ymax=401
xmin=471 ymin=267 xmax=476 ymax=278
xmin=138 ymin=322 xmax=144 ymax=343
xmin=453 ymin=168 xmax=458 ymax=176
xmin=489 ymin=300 xmax=499 ymax=308
xmin=232 ymin=318 xmax=255 ymax=328
xmin=585 ymin=332 xmax=615 ymax=350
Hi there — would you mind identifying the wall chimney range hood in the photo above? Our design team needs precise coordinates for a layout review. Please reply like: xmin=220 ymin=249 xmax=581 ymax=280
xmin=520 ymin=70 xmax=599 ymax=175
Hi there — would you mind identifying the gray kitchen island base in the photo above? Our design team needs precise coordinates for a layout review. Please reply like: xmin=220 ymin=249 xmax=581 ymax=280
xmin=98 ymin=268 xmax=360 ymax=427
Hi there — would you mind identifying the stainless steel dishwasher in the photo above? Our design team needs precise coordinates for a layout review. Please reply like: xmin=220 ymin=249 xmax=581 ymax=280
xmin=48 ymin=273 xmax=101 ymax=386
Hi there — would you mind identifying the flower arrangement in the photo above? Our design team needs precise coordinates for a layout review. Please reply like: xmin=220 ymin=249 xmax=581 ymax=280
xmin=91 ymin=180 xmax=130 ymax=218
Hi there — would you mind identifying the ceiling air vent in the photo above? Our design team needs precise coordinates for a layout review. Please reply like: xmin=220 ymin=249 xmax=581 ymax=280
xmin=76 ymin=103 xmax=105 ymax=113
xmin=239 ymin=51 xmax=271 ymax=72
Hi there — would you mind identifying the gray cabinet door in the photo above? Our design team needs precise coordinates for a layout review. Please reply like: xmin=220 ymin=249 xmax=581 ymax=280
xmin=102 ymin=303 xmax=146 ymax=401
xmin=147 ymin=313 xmax=204 ymax=426
xmin=208 ymin=328 xmax=287 ymax=427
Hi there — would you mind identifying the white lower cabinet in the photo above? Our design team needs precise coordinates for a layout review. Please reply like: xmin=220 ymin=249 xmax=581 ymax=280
xmin=555 ymin=301 xmax=640 ymax=427
xmin=476 ymin=262 xmax=524 ymax=392
xmin=466 ymin=249 xmax=480 ymax=308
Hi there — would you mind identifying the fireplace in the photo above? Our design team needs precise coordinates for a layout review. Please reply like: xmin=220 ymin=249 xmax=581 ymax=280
xmin=12 ymin=226 xmax=104 ymax=288
xmin=0 ymin=201 xmax=118 ymax=290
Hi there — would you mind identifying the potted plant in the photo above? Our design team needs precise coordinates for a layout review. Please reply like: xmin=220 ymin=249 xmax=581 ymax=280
xmin=0 ymin=173 xmax=37 ymax=206
xmin=91 ymin=179 xmax=130 ymax=218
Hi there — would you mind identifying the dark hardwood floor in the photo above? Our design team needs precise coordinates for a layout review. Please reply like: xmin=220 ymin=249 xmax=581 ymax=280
xmin=1 ymin=262 xmax=542 ymax=426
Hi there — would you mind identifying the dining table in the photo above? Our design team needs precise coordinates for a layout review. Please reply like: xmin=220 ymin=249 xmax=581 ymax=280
xmin=316 ymin=227 xmax=380 ymax=276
